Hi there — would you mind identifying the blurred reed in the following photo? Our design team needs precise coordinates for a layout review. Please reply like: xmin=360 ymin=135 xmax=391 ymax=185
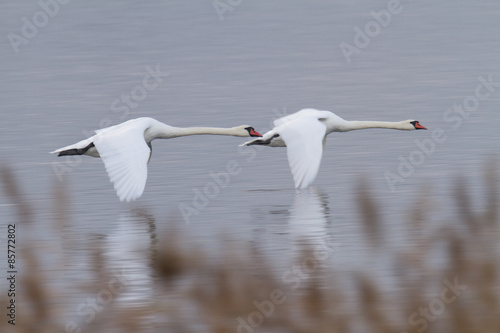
xmin=1 ymin=161 xmax=498 ymax=333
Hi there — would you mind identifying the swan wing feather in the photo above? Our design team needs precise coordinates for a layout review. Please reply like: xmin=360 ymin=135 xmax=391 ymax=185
xmin=277 ymin=115 xmax=327 ymax=188
xmin=93 ymin=119 xmax=151 ymax=202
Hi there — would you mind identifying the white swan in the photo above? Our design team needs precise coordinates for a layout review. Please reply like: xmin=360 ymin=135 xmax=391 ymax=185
xmin=51 ymin=117 xmax=262 ymax=202
xmin=241 ymin=108 xmax=427 ymax=188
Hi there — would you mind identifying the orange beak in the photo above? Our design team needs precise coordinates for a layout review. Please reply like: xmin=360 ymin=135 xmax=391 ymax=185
xmin=250 ymin=129 xmax=262 ymax=137
xmin=414 ymin=123 xmax=427 ymax=130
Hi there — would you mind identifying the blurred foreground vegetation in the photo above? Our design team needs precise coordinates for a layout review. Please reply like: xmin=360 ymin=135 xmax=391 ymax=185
xmin=1 ymin=162 xmax=499 ymax=333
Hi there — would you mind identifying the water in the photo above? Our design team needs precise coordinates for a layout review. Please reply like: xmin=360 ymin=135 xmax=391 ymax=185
xmin=1 ymin=0 xmax=499 ymax=329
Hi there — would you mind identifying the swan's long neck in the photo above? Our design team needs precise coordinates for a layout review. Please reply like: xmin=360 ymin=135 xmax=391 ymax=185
xmin=340 ymin=120 xmax=409 ymax=132
xmin=156 ymin=126 xmax=243 ymax=139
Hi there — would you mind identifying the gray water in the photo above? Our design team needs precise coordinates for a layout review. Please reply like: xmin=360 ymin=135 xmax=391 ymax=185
xmin=1 ymin=0 xmax=499 ymax=329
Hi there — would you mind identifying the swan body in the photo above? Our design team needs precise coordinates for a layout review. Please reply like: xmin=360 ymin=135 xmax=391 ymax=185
xmin=51 ymin=117 xmax=262 ymax=202
xmin=241 ymin=108 xmax=426 ymax=188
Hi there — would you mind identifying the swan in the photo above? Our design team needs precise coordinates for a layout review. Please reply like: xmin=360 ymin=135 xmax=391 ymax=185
xmin=241 ymin=108 xmax=427 ymax=188
xmin=51 ymin=117 xmax=262 ymax=202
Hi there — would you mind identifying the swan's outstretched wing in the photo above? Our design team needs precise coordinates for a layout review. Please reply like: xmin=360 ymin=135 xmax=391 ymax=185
xmin=278 ymin=116 xmax=327 ymax=188
xmin=273 ymin=108 xmax=322 ymax=127
xmin=93 ymin=119 xmax=152 ymax=202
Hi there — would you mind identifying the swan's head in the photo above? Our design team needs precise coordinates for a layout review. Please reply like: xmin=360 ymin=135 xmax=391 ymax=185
xmin=233 ymin=125 xmax=263 ymax=137
xmin=404 ymin=120 xmax=427 ymax=130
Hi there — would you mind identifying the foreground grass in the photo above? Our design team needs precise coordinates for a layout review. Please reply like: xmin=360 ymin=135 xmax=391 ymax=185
xmin=1 ymin=163 xmax=499 ymax=333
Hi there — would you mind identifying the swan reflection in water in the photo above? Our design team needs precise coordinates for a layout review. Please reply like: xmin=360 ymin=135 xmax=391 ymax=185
xmin=287 ymin=187 xmax=339 ymax=262
xmin=104 ymin=210 xmax=157 ymax=307
xmin=102 ymin=189 xmax=341 ymax=308
xmin=248 ymin=187 xmax=340 ymax=266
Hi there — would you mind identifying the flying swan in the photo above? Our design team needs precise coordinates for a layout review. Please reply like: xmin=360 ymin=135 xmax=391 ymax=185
xmin=241 ymin=108 xmax=427 ymax=188
xmin=51 ymin=117 xmax=262 ymax=202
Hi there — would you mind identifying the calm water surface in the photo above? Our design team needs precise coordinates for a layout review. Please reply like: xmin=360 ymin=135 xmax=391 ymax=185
xmin=1 ymin=0 xmax=499 ymax=328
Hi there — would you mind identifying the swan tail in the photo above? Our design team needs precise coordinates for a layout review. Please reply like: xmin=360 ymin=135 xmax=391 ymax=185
xmin=50 ymin=137 xmax=96 ymax=156
xmin=239 ymin=138 xmax=261 ymax=147
xmin=55 ymin=142 xmax=95 ymax=156
xmin=240 ymin=134 xmax=280 ymax=147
